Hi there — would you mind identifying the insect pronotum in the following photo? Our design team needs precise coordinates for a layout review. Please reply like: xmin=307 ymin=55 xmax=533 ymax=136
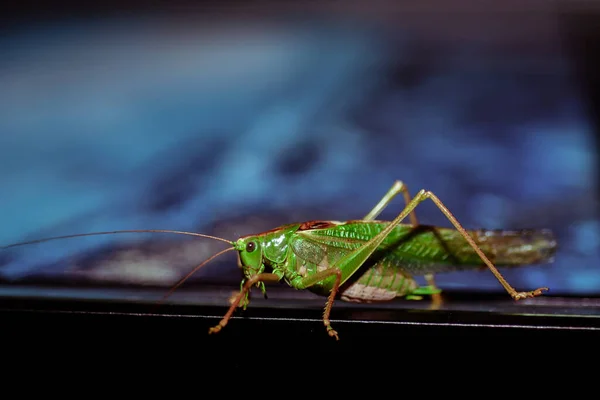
xmin=1 ymin=180 xmax=556 ymax=340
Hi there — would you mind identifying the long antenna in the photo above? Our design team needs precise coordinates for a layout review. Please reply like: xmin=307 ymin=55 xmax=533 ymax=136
xmin=159 ymin=246 xmax=236 ymax=303
xmin=1 ymin=229 xmax=234 ymax=249
xmin=1 ymin=229 xmax=239 ymax=307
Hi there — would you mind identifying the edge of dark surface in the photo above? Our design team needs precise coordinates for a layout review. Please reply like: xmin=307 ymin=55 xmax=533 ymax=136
xmin=2 ymin=290 xmax=597 ymax=370
xmin=2 ymin=291 xmax=599 ymax=336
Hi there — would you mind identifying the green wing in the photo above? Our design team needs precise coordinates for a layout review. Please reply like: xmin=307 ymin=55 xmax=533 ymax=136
xmin=290 ymin=226 xmax=419 ymax=298
xmin=290 ymin=221 xmax=556 ymax=278
xmin=291 ymin=225 xmax=381 ymax=286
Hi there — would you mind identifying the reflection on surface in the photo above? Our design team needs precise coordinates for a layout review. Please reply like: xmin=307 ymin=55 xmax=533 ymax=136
xmin=2 ymin=284 xmax=600 ymax=320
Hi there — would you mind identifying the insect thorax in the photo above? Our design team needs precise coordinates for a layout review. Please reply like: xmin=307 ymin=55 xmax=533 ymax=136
xmin=259 ymin=224 xmax=301 ymax=265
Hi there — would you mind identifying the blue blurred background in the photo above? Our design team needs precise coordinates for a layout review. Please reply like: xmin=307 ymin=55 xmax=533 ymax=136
xmin=0 ymin=1 xmax=598 ymax=303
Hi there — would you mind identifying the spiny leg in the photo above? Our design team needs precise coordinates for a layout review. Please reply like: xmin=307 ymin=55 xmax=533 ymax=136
xmin=364 ymin=181 xmax=442 ymax=301
xmin=209 ymin=273 xmax=280 ymax=335
xmin=389 ymin=190 xmax=548 ymax=300
xmin=294 ymin=268 xmax=343 ymax=340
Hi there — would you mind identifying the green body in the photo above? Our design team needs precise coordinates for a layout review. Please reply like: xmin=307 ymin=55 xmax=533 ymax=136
xmin=235 ymin=220 xmax=556 ymax=303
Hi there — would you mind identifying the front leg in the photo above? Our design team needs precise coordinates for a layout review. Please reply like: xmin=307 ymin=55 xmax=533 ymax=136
xmin=229 ymin=280 xmax=268 ymax=310
xmin=209 ymin=273 xmax=281 ymax=335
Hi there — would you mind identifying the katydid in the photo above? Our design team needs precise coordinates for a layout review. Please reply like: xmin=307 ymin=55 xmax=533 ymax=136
xmin=1 ymin=180 xmax=556 ymax=340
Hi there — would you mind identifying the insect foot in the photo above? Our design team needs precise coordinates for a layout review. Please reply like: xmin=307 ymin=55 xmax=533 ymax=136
xmin=512 ymin=287 xmax=549 ymax=300
xmin=324 ymin=320 xmax=339 ymax=341
xmin=327 ymin=328 xmax=339 ymax=341
xmin=208 ymin=324 xmax=224 ymax=335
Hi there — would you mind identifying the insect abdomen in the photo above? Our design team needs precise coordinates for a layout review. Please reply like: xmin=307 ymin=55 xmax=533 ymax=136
xmin=340 ymin=277 xmax=417 ymax=303
xmin=339 ymin=266 xmax=418 ymax=303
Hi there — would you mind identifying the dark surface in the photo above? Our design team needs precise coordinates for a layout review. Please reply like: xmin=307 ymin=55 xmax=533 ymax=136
xmin=2 ymin=288 xmax=596 ymax=376
xmin=2 ymin=286 xmax=598 ymax=353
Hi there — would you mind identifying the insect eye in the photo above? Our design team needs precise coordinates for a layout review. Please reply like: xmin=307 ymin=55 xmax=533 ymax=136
xmin=246 ymin=241 xmax=256 ymax=253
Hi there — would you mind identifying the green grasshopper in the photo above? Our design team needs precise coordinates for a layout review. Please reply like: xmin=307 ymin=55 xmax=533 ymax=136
xmin=2 ymin=181 xmax=556 ymax=340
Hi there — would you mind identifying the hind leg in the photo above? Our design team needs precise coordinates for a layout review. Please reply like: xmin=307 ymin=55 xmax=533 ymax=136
xmin=365 ymin=181 xmax=442 ymax=304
